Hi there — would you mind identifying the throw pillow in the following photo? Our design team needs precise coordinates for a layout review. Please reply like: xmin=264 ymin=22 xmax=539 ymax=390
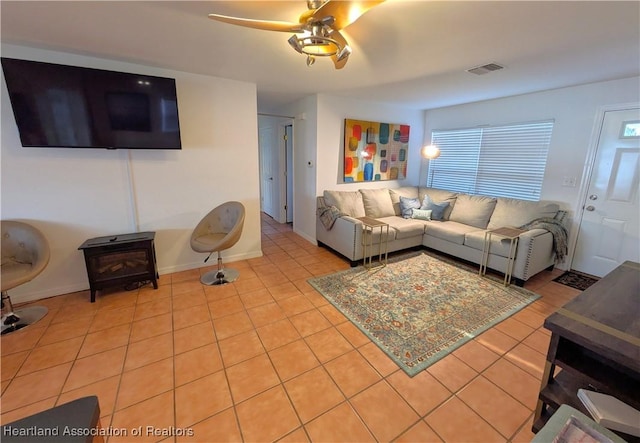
xmin=399 ymin=196 xmax=421 ymax=219
xmin=421 ymin=195 xmax=449 ymax=220
xmin=411 ymin=208 xmax=432 ymax=221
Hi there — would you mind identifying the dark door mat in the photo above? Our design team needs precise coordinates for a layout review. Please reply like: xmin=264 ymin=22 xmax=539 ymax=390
xmin=553 ymin=270 xmax=600 ymax=291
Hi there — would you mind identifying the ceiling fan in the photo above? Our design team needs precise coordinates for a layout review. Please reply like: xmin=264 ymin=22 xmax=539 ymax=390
xmin=208 ymin=1 xmax=385 ymax=69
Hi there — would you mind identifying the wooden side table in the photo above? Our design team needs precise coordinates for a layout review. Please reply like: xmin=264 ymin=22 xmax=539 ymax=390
xmin=479 ymin=227 xmax=526 ymax=285
xmin=356 ymin=216 xmax=389 ymax=269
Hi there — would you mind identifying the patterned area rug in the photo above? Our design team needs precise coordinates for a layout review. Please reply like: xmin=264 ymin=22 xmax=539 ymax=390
xmin=308 ymin=252 xmax=541 ymax=376
xmin=553 ymin=270 xmax=599 ymax=291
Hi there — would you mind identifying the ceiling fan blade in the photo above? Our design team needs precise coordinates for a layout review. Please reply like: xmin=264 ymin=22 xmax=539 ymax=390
xmin=330 ymin=30 xmax=350 ymax=69
xmin=312 ymin=0 xmax=385 ymax=30
xmin=208 ymin=14 xmax=305 ymax=33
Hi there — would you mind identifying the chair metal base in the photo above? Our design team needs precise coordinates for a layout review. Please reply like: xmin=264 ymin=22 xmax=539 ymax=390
xmin=1 ymin=306 xmax=48 ymax=335
xmin=200 ymin=268 xmax=240 ymax=286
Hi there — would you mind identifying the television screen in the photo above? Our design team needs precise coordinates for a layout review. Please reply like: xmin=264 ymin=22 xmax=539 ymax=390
xmin=1 ymin=58 xmax=182 ymax=149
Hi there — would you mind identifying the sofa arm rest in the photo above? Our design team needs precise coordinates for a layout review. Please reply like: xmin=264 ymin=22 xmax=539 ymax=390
xmin=512 ymin=228 xmax=555 ymax=281
xmin=316 ymin=214 xmax=364 ymax=261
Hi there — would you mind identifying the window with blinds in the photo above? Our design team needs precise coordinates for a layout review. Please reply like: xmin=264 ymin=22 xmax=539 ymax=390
xmin=427 ymin=120 xmax=554 ymax=201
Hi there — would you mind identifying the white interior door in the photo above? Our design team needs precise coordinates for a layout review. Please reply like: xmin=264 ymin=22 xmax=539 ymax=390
xmin=258 ymin=124 xmax=277 ymax=218
xmin=572 ymin=107 xmax=640 ymax=277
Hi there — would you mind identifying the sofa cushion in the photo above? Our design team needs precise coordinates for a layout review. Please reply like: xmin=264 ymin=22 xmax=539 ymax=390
xmin=378 ymin=216 xmax=426 ymax=240
xmin=464 ymin=230 xmax=517 ymax=257
xmin=389 ymin=186 xmax=420 ymax=216
xmin=449 ymin=194 xmax=497 ymax=229
xmin=411 ymin=209 xmax=432 ymax=221
xmin=424 ymin=221 xmax=481 ymax=245
xmin=323 ymin=190 xmax=365 ymax=218
xmin=487 ymin=198 xmax=560 ymax=229
xmin=359 ymin=188 xmax=395 ymax=218
xmin=420 ymin=195 xmax=450 ymax=220
xmin=399 ymin=196 xmax=422 ymax=218
xmin=418 ymin=187 xmax=457 ymax=219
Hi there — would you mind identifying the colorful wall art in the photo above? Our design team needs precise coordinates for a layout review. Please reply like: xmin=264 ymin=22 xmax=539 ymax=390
xmin=343 ymin=119 xmax=410 ymax=182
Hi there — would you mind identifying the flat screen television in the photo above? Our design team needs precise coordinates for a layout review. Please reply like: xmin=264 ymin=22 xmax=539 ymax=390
xmin=1 ymin=57 xmax=182 ymax=149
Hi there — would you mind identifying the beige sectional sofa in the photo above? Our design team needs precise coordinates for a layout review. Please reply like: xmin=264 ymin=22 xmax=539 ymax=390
xmin=316 ymin=186 xmax=565 ymax=286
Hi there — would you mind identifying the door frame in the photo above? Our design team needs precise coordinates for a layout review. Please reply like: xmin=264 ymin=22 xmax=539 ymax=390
xmin=568 ymin=102 xmax=640 ymax=271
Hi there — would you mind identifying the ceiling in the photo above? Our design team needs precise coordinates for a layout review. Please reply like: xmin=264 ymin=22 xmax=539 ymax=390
xmin=1 ymin=1 xmax=639 ymax=112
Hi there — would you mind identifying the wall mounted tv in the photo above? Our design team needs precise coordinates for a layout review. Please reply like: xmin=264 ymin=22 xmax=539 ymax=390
xmin=1 ymin=58 xmax=182 ymax=149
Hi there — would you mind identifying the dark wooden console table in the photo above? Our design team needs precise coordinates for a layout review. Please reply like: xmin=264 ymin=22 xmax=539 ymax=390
xmin=79 ymin=232 xmax=159 ymax=302
xmin=533 ymin=260 xmax=640 ymax=440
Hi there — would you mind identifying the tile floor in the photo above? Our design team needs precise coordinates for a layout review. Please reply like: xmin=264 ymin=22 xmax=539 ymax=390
xmin=0 ymin=213 xmax=581 ymax=442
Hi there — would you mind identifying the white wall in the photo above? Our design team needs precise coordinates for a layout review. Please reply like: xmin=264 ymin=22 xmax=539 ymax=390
xmin=420 ymin=76 xmax=640 ymax=264
xmin=280 ymin=94 xmax=425 ymax=243
xmin=1 ymin=45 xmax=263 ymax=303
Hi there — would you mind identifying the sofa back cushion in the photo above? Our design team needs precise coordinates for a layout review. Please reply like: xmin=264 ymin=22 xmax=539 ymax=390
xmin=323 ymin=190 xmax=366 ymax=218
xmin=418 ymin=187 xmax=457 ymax=219
xmin=389 ymin=187 xmax=420 ymax=216
xmin=449 ymin=194 xmax=497 ymax=229
xmin=488 ymin=198 xmax=559 ymax=229
xmin=359 ymin=188 xmax=395 ymax=218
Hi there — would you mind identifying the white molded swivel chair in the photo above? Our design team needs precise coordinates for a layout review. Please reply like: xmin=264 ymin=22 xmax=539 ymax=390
xmin=190 ymin=202 xmax=245 ymax=285
xmin=1 ymin=221 xmax=50 ymax=335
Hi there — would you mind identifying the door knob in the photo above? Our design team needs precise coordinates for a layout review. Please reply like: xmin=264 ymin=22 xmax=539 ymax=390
xmin=589 ymin=195 xmax=598 ymax=200
xmin=585 ymin=205 xmax=595 ymax=211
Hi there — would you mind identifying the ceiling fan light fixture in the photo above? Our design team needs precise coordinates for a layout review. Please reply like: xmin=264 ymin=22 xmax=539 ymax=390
xmin=288 ymin=34 xmax=304 ymax=53
xmin=336 ymin=44 xmax=352 ymax=62
xmin=306 ymin=55 xmax=316 ymax=66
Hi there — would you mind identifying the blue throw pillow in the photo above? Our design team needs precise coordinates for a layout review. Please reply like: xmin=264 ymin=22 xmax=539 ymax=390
xmin=421 ymin=195 xmax=449 ymax=220
xmin=399 ymin=196 xmax=421 ymax=219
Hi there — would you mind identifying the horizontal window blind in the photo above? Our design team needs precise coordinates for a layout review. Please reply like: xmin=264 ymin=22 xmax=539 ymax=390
xmin=427 ymin=120 xmax=554 ymax=201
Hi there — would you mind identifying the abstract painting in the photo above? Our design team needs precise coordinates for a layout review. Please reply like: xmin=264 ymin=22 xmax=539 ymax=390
xmin=343 ymin=119 xmax=410 ymax=182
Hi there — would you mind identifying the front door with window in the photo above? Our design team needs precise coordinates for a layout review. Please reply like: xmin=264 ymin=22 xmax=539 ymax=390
xmin=571 ymin=107 xmax=640 ymax=277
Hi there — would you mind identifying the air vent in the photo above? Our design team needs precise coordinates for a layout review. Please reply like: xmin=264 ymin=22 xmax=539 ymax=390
xmin=467 ymin=63 xmax=504 ymax=75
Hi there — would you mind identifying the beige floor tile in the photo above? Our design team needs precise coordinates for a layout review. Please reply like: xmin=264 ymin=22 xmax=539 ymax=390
xmin=358 ymin=342 xmax=399 ymax=376
xmin=1 ymin=350 xmax=29 ymax=381
xmin=256 ymin=318 xmax=301 ymax=351
xmin=78 ymin=323 xmax=131 ymax=358
xmin=218 ymin=330 xmax=265 ymax=367
xmin=2 ymin=363 xmax=72 ymax=412
xmin=56 ymin=375 xmax=120 ymax=418
xmin=1 ymin=325 xmax=47 ymax=355
xmin=109 ymin=391 xmax=175 ymax=443
xmin=387 ymin=369 xmax=452 ymax=416
xmin=475 ymin=327 xmax=520 ymax=356
xmin=395 ymin=420 xmax=443 ymax=443
xmin=290 ymin=309 xmax=332 ymax=337
xmin=176 ymin=408 xmax=242 ymax=443
xmin=117 ymin=357 xmax=174 ymax=410
xmin=268 ymin=339 xmax=320 ymax=381
xmin=457 ymin=375 xmax=532 ymax=438
xmin=212 ymin=310 xmax=253 ymax=340
xmin=0 ymin=396 xmax=58 ymax=425
xmin=63 ymin=346 xmax=126 ymax=392
xmin=173 ymin=321 xmax=216 ymax=355
xmin=17 ymin=336 xmax=83 ymax=376
xmin=174 ymin=343 xmax=223 ymax=387
xmin=226 ymin=354 xmax=280 ymax=403
xmin=305 ymin=402 xmax=376 ymax=442
xmin=284 ymin=366 xmax=345 ymax=423
xmin=304 ymin=327 xmax=353 ymax=363
xmin=208 ymin=295 xmax=244 ymax=319
xmin=452 ymin=339 xmax=501 ymax=373
xmin=172 ymin=303 xmax=211 ymax=330
xmin=426 ymin=396 xmax=505 ymax=442
xmin=427 ymin=354 xmax=477 ymax=393
xmin=88 ymin=305 xmax=135 ymax=333
xmin=175 ymin=371 xmax=232 ymax=428
xmin=484 ymin=358 xmax=541 ymax=410
xmin=235 ymin=386 xmax=300 ymax=442
xmin=124 ymin=332 xmax=173 ymax=371
xmin=350 ymin=380 xmax=420 ymax=441
xmin=495 ymin=316 xmax=536 ymax=341
xmin=504 ymin=342 xmax=547 ymax=379
xmin=247 ymin=301 xmax=286 ymax=327
xmin=129 ymin=312 xmax=172 ymax=343
xmin=324 ymin=349 xmax=382 ymax=398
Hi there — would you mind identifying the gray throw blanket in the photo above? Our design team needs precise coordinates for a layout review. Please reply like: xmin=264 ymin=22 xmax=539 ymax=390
xmin=519 ymin=217 xmax=568 ymax=263
xmin=317 ymin=205 xmax=346 ymax=230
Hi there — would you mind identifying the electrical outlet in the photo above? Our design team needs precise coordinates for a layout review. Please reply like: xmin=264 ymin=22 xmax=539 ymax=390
xmin=562 ymin=176 xmax=577 ymax=187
